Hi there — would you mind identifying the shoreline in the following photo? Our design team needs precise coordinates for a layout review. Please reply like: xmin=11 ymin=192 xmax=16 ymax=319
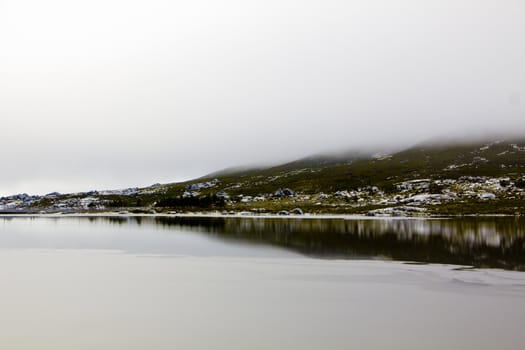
xmin=0 ymin=211 xmax=521 ymax=219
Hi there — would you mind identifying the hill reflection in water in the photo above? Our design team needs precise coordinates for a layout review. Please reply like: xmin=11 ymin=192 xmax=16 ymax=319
xmin=2 ymin=215 xmax=524 ymax=270
xmin=153 ymin=216 xmax=525 ymax=270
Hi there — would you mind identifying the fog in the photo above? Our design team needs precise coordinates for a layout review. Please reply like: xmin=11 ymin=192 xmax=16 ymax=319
xmin=1 ymin=0 xmax=524 ymax=195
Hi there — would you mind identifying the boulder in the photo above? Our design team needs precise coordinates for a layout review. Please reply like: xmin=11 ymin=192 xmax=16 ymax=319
xmin=479 ymin=192 xmax=496 ymax=200
xmin=274 ymin=188 xmax=295 ymax=197
xmin=290 ymin=208 xmax=304 ymax=215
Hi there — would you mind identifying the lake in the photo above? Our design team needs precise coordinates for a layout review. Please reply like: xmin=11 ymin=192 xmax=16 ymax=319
xmin=0 ymin=215 xmax=524 ymax=349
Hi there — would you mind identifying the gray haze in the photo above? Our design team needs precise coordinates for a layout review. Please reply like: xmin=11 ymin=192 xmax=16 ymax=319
xmin=1 ymin=0 xmax=524 ymax=195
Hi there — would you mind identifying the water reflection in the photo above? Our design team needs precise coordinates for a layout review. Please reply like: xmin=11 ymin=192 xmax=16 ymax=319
xmin=1 ymin=216 xmax=525 ymax=270
xmin=154 ymin=216 xmax=525 ymax=270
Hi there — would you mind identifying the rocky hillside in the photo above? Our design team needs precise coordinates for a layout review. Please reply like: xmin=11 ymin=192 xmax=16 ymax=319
xmin=2 ymin=138 xmax=525 ymax=216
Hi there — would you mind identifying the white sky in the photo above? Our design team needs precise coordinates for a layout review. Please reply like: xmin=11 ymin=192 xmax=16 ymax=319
xmin=1 ymin=0 xmax=524 ymax=195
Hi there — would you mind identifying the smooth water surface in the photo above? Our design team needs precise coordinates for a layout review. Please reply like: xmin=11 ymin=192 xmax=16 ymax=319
xmin=0 ymin=216 xmax=524 ymax=350
xmin=2 ymin=215 xmax=524 ymax=269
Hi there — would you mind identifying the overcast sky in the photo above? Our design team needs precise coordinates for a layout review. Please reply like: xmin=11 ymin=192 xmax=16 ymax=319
xmin=1 ymin=0 xmax=524 ymax=195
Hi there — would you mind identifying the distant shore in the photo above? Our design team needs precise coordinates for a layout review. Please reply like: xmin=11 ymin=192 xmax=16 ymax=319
xmin=0 ymin=211 xmax=521 ymax=219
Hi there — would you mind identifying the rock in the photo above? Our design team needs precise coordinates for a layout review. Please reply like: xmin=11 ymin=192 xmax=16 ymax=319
xmin=182 ymin=191 xmax=199 ymax=198
xmin=274 ymin=188 xmax=295 ymax=197
xmin=317 ymin=193 xmax=330 ymax=200
xmin=366 ymin=206 xmax=426 ymax=217
xmin=240 ymin=196 xmax=254 ymax=203
xmin=459 ymin=176 xmax=485 ymax=183
xmin=46 ymin=192 xmax=61 ymax=197
xmin=290 ymin=208 xmax=303 ymax=215
xmin=402 ymin=193 xmax=454 ymax=205
xmin=334 ymin=191 xmax=352 ymax=199
xmin=479 ymin=192 xmax=496 ymax=200
xmin=186 ymin=178 xmax=220 ymax=191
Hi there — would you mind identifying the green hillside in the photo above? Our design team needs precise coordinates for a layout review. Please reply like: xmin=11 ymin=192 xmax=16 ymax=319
xmin=159 ymin=139 xmax=524 ymax=193
xmin=10 ymin=138 xmax=525 ymax=216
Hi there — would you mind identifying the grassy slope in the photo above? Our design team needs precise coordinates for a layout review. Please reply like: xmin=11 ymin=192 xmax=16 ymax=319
xmin=170 ymin=139 xmax=525 ymax=195
xmin=50 ymin=138 xmax=524 ymax=214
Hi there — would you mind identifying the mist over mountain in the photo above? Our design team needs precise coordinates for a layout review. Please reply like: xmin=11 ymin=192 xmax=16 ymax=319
xmin=2 ymin=136 xmax=525 ymax=216
xmin=1 ymin=0 xmax=524 ymax=195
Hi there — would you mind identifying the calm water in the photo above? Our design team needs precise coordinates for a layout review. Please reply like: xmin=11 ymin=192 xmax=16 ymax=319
xmin=0 ymin=216 xmax=524 ymax=349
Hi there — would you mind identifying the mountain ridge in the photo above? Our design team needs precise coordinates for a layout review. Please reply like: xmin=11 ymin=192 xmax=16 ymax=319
xmin=2 ymin=137 xmax=525 ymax=216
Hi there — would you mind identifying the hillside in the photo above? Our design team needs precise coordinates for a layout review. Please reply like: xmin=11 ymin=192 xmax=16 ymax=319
xmin=2 ymin=138 xmax=525 ymax=216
